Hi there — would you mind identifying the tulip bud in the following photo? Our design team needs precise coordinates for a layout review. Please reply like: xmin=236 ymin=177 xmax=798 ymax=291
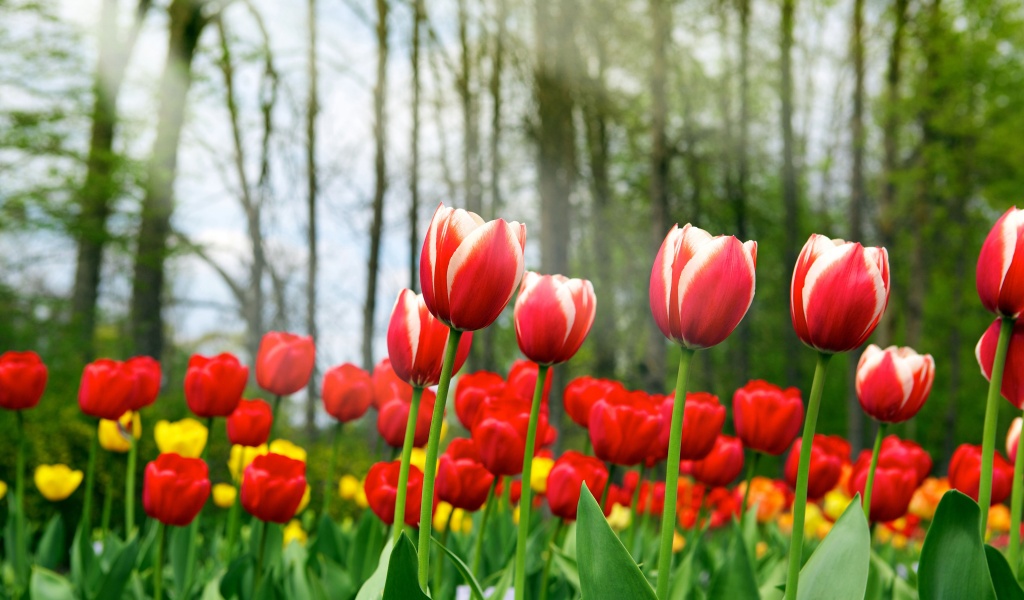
xmin=546 ymin=451 xmax=609 ymax=521
xmin=34 ymin=464 xmax=83 ymax=502
xmin=226 ymin=399 xmax=273 ymax=447
xmin=377 ymin=390 xmax=435 ymax=448
xmin=79 ymin=358 xmax=135 ymax=420
xmin=0 ymin=351 xmax=47 ymax=411
xmin=154 ymin=418 xmax=208 ymax=459
xmin=241 ymin=453 xmax=307 ymax=523
xmin=436 ymin=438 xmax=494 ymax=511
xmin=688 ymin=435 xmax=744 ymax=488
xmin=654 ymin=392 xmax=725 ymax=463
xmin=143 ymin=453 xmax=211 ymax=526
xmin=365 ymin=460 xmax=426 ymax=526
xmin=977 ymin=318 xmax=1024 ymax=409
xmin=387 ymin=289 xmax=473 ymax=387
xmin=471 ymin=397 xmax=553 ymax=477
xmin=514 ymin=272 xmax=597 ymax=365
xmin=855 ymin=345 xmax=935 ymax=424
xmin=213 ymin=483 xmax=237 ymax=509
xmin=322 ymin=363 xmax=374 ymax=423
xmin=184 ymin=353 xmax=248 ymax=418
xmin=878 ymin=436 xmax=932 ymax=486
xmin=977 ymin=207 xmax=1024 ymax=318
xmin=126 ymin=355 xmax=161 ymax=411
xmin=563 ymin=376 xmax=624 ymax=429
xmin=732 ymin=380 xmax=803 ymax=456
xmin=256 ymin=332 xmax=315 ymax=396
xmin=949 ymin=443 xmax=1014 ymax=505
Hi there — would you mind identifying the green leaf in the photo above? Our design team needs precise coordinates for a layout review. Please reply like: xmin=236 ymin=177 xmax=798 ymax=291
xmin=433 ymin=535 xmax=486 ymax=600
xmin=576 ymin=484 xmax=657 ymax=600
xmin=668 ymin=545 xmax=696 ymax=600
xmin=354 ymin=539 xmax=395 ymax=600
xmin=796 ymin=493 xmax=871 ymax=600
xmin=71 ymin=520 xmax=100 ymax=598
xmin=708 ymin=524 xmax=760 ymax=599
xmin=171 ymin=523 xmax=193 ymax=594
xmin=35 ymin=513 xmax=65 ymax=570
xmin=349 ymin=512 xmax=386 ymax=586
xmin=93 ymin=537 xmax=140 ymax=600
xmin=220 ymin=555 xmax=254 ymax=600
xmin=30 ymin=567 xmax=76 ymax=600
xmin=985 ymin=545 xmax=1024 ymax=600
xmin=551 ymin=546 xmax=581 ymax=592
xmin=317 ymin=557 xmax=356 ymax=600
xmin=382 ymin=534 xmax=429 ymax=600
xmin=918 ymin=490 xmax=996 ymax=600
xmin=310 ymin=514 xmax=345 ymax=565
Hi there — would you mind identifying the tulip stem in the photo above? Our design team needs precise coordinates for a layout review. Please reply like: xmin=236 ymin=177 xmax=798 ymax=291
xmin=514 ymin=363 xmax=551 ymax=600
xmin=82 ymin=423 xmax=99 ymax=543
xmin=471 ymin=480 xmax=497 ymax=579
xmin=862 ymin=422 xmax=886 ymax=522
xmin=269 ymin=395 xmax=282 ymax=444
xmin=322 ymin=422 xmax=342 ymax=519
xmin=626 ymin=464 xmax=647 ymax=555
xmin=153 ymin=522 xmax=165 ymax=600
xmin=656 ymin=348 xmax=695 ymax=600
xmin=434 ymin=509 xmax=454 ymax=592
xmin=980 ymin=317 xmax=1016 ymax=535
xmin=101 ymin=479 xmax=113 ymax=539
xmin=601 ymin=463 xmax=618 ymax=509
xmin=1009 ymin=407 xmax=1024 ymax=576
xmin=183 ymin=416 xmax=213 ymax=597
xmin=224 ymin=449 xmax=246 ymax=563
xmin=254 ymin=519 xmax=270 ymax=591
xmin=394 ymin=387 xmax=424 ymax=544
xmin=418 ymin=329 xmax=463 ymax=589
xmin=784 ymin=351 xmax=832 ymax=600
xmin=741 ymin=452 xmax=761 ymax=517
xmin=126 ymin=418 xmax=138 ymax=536
xmin=538 ymin=520 xmax=565 ymax=600
xmin=14 ymin=410 xmax=27 ymax=596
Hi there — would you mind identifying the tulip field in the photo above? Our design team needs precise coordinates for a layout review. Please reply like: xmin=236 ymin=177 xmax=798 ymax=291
xmin=3 ymin=203 xmax=1024 ymax=600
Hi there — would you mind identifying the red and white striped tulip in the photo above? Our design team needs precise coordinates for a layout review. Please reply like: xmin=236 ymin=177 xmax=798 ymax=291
xmin=790 ymin=234 xmax=890 ymax=353
xmin=419 ymin=203 xmax=527 ymax=331
xmin=387 ymin=289 xmax=473 ymax=388
xmin=513 ymin=272 xmax=597 ymax=366
xmin=649 ymin=224 xmax=757 ymax=349
xmin=977 ymin=207 xmax=1024 ymax=319
xmin=977 ymin=318 xmax=1024 ymax=409
xmin=856 ymin=344 xmax=935 ymax=424
xmin=1008 ymin=417 xmax=1022 ymax=463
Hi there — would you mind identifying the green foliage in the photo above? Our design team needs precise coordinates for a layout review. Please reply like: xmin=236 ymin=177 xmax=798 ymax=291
xmin=918 ymin=490 xmax=996 ymax=600
xmin=576 ymin=485 xmax=657 ymax=600
xmin=796 ymin=494 xmax=871 ymax=600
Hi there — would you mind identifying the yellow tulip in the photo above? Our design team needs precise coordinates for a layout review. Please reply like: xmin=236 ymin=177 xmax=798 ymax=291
xmin=452 ymin=508 xmax=472 ymax=534
xmin=35 ymin=465 xmax=83 ymax=502
xmin=355 ymin=483 xmax=368 ymax=508
xmin=213 ymin=484 xmax=237 ymax=508
xmin=440 ymin=419 xmax=450 ymax=443
xmin=229 ymin=444 xmax=269 ymax=482
xmin=154 ymin=418 xmax=208 ymax=459
xmin=283 ymin=520 xmax=307 ymax=546
xmin=530 ymin=457 xmax=554 ymax=494
xmin=989 ymin=504 xmax=1011 ymax=535
xmin=410 ymin=448 xmax=427 ymax=473
xmin=338 ymin=474 xmax=361 ymax=501
xmin=0 ymin=480 xmax=7 ymax=501
xmin=605 ymin=504 xmax=632 ymax=532
xmin=433 ymin=501 xmax=455 ymax=531
xmin=672 ymin=531 xmax=686 ymax=553
xmin=99 ymin=411 xmax=142 ymax=453
xmin=822 ymin=490 xmax=853 ymax=522
xmin=433 ymin=501 xmax=472 ymax=533
xmin=269 ymin=439 xmax=307 ymax=463
xmin=297 ymin=485 xmax=311 ymax=514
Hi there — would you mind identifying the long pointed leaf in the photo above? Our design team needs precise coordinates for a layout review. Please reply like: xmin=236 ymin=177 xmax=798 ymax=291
xmin=796 ymin=493 xmax=871 ymax=600
xmin=576 ymin=484 xmax=657 ymax=600
xmin=918 ymin=490 xmax=996 ymax=600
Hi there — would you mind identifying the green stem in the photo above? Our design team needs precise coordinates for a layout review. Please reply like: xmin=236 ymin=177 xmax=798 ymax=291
xmin=784 ymin=351 xmax=832 ymax=600
xmin=514 ymin=363 xmax=551 ymax=600
xmin=538 ymin=520 xmax=565 ymax=600
xmin=655 ymin=348 xmax=695 ymax=600
xmin=434 ymin=509 xmax=454 ymax=594
xmin=101 ymin=479 xmax=113 ymax=539
xmin=125 ymin=417 xmax=138 ymax=536
xmin=862 ymin=422 xmax=886 ymax=522
xmin=82 ymin=423 xmax=99 ymax=541
xmin=980 ymin=317 xmax=1016 ymax=534
xmin=418 ymin=329 xmax=463 ymax=589
xmin=626 ymin=464 xmax=647 ymax=555
xmin=601 ymin=463 xmax=619 ymax=509
xmin=471 ymin=481 xmax=497 ymax=579
xmin=14 ymin=410 xmax=27 ymax=596
xmin=153 ymin=522 xmax=166 ymax=600
xmin=394 ymin=387 xmax=424 ymax=543
xmin=635 ymin=503 xmax=652 ymax=561
xmin=268 ymin=395 xmax=282 ymax=445
xmin=322 ymin=422 xmax=342 ymax=518
xmin=224 ymin=447 xmax=245 ymax=563
xmin=183 ymin=416 xmax=214 ymax=597
xmin=1009 ymin=408 xmax=1024 ymax=576
xmin=741 ymin=452 xmax=761 ymax=516
xmin=254 ymin=519 xmax=270 ymax=591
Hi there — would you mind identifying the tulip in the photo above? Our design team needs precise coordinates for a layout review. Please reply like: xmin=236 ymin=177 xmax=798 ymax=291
xmin=546 ymin=451 xmax=609 ymax=520
xmin=434 ymin=502 xmax=472 ymax=534
xmin=563 ymin=376 xmax=623 ymax=429
xmin=785 ymin=435 xmax=844 ymax=501
xmin=226 ymin=399 xmax=273 ymax=447
xmin=365 ymin=460 xmax=425 ymax=526
xmin=471 ymin=397 xmax=552 ymax=477
xmin=297 ymin=485 xmax=311 ymax=514
xmin=978 ymin=319 xmax=1024 ymax=409
xmin=454 ymin=370 xmax=504 ymax=429
xmin=531 ymin=456 xmax=555 ymax=494
xmin=856 ymin=345 xmax=935 ymax=423
xmin=283 ymin=520 xmax=307 ymax=546
xmin=269 ymin=439 xmax=307 ymax=463
xmin=688 ymin=435 xmax=744 ymax=488
xmin=228 ymin=444 xmax=268 ymax=482
xmin=213 ymin=484 xmax=237 ymax=509
xmin=437 ymin=439 xmax=494 ymax=511
xmin=505 ymin=359 xmax=554 ymax=404
xmin=879 ymin=436 xmax=932 ymax=486
xmin=977 ymin=206 xmax=1024 ymax=319
xmin=848 ymin=461 xmax=918 ymax=523
xmin=79 ymin=358 xmax=135 ymax=420
xmin=949 ymin=444 xmax=1013 ymax=506
xmin=733 ymin=380 xmax=803 ymax=456
xmin=388 ymin=289 xmax=474 ymax=387
xmin=142 ymin=453 xmax=210 ymax=526
xmin=734 ymin=477 xmax=787 ymax=524
xmin=184 ymin=353 xmax=248 ymax=418
xmin=853 ymin=436 xmax=930 ymax=523
xmin=99 ymin=411 xmax=142 ymax=453
xmin=371 ymin=358 xmax=408 ymax=409
xmin=255 ymin=331 xmax=315 ymax=397
xmin=589 ymin=398 xmax=661 ymax=466
xmin=513 ymin=272 xmax=597 ymax=366
xmin=155 ymin=418 xmax=209 ymax=459
xmin=34 ymin=464 xmax=83 ymax=502
xmin=338 ymin=475 xmax=362 ymax=502
xmin=126 ymin=355 xmax=162 ymax=411
xmin=322 ymin=363 xmax=374 ymax=423
xmin=377 ymin=392 xmax=435 ymax=448
xmin=654 ymin=392 xmax=725 ymax=462
xmin=241 ymin=453 xmax=307 ymax=524
xmin=0 ymin=351 xmax=47 ymax=411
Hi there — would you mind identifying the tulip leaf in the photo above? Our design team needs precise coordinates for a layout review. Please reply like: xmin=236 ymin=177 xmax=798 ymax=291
xmin=93 ymin=537 xmax=139 ymax=600
xmin=708 ymin=524 xmax=760 ymax=600
xmin=918 ymin=490 xmax=997 ymax=600
xmin=317 ymin=556 xmax=355 ymax=600
xmin=551 ymin=546 xmax=581 ymax=593
xmin=349 ymin=511 xmax=387 ymax=586
xmin=576 ymin=484 xmax=657 ymax=600
xmin=354 ymin=538 xmax=394 ymax=600
xmin=30 ymin=567 xmax=76 ymax=600
xmin=382 ymin=534 xmax=429 ymax=600
xmin=309 ymin=513 xmax=346 ymax=565
xmin=220 ymin=555 xmax=254 ymax=600
xmin=796 ymin=493 xmax=871 ymax=600
xmin=35 ymin=513 xmax=65 ymax=570
xmin=432 ymin=535 xmax=486 ymax=600
xmin=985 ymin=545 xmax=1024 ymax=600
xmin=70 ymin=520 xmax=100 ymax=597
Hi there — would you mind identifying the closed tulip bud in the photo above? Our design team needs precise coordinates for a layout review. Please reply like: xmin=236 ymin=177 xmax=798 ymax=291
xmin=184 ymin=353 xmax=248 ymax=418
xmin=269 ymin=439 xmax=308 ymax=463
xmin=1008 ymin=418 xmax=1022 ymax=463
xmin=377 ymin=390 xmax=436 ymax=448
xmin=879 ymin=436 xmax=933 ymax=486
xmin=420 ymin=203 xmax=527 ymax=331
xmin=213 ymin=483 xmax=237 ymax=508
xmin=226 ymin=399 xmax=273 ymax=447
xmin=34 ymin=464 xmax=83 ymax=502
xmin=155 ymin=418 xmax=208 ymax=459
xmin=436 ymin=438 xmax=495 ymax=511
xmin=471 ymin=397 xmax=552 ymax=477
xmin=977 ymin=318 xmax=1024 ymax=408
xmin=589 ymin=398 xmax=661 ymax=467
xmin=256 ymin=332 xmax=315 ymax=396
xmin=241 ymin=453 xmax=308 ymax=523
xmin=790 ymin=234 xmax=890 ymax=353
xmin=79 ymin=358 xmax=135 ymax=420
xmin=228 ymin=444 xmax=268 ymax=482
xmin=732 ymin=380 xmax=804 ymax=456
xmin=856 ymin=345 xmax=935 ymax=423
xmin=322 ymin=363 xmax=374 ymax=423
xmin=849 ymin=463 xmax=916 ymax=524
xmin=143 ymin=453 xmax=211 ymax=526
xmin=649 ymin=224 xmax=757 ymax=349
xmin=563 ymin=376 xmax=624 ymax=429
xmin=546 ymin=451 xmax=609 ymax=521
xmin=688 ymin=435 xmax=745 ymax=488
xmin=0 ymin=351 xmax=47 ymax=411
xmin=514 ymin=272 xmax=597 ymax=365
xmin=126 ymin=356 xmax=161 ymax=411
xmin=977 ymin=207 xmax=1024 ymax=318
xmin=454 ymin=371 xmax=504 ymax=429
xmin=365 ymin=460 xmax=427 ymax=526
xmin=654 ymin=392 xmax=726 ymax=463
xmin=949 ymin=444 xmax=1014 ymax=505
xmin=371 ymin=358 xmax=407 ymax=410
xmin=99 ymin=411 xmax=142 ymax=453
xmin=387 ymin=289 xmax=474 ymax=387
xmin=785 ymin=435 xmax=845 ymax=501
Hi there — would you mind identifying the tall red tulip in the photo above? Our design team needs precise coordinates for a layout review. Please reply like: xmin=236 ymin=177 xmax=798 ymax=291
xmin=226 ymin=399 xmax=273 ymax=447
xmin=365 ymin=460 xmax=426 ymax=526
xmin=977 ymin=318 xmax=1024 ymax=408
xmin=322 ymin=363 xmax=374 ymax=423
xmin=126 ymin=356 xmax=161 ymax=410
xmin=977 ymin=206 xmax=1024 ymax=318
xmin=589 ymin=398 xmax=661 ymax=467
xmin=377 ymin=390 xmax=436 ymax=448
xmin=655 ymin=392 xmax=725 ymax=462
xmin=688 ymin=435 xmax=744 ymax=488
xmin=784 ymin=435 xmax=845 ymax=501
xmin=419 ymin=203 xmax=527 ymax=331
xmin=184 ymin=353 xmax=248 ymax=418
xmin=79 ymin=358 xmax=135 ymax=420
xmin=256 ymin=332 xmax=315 ymax=396
xmin=387 ymin=289 xmax=473 ymax=387
xmin=0 ymin=351 xmax=47 ymax=411
xmin=563 ymin=376 xmax=623 ymax=428
xmin=949 ymin=444 xmax=1013 ymax=505
xmin=732 ymin=380 xmax=803 ymax=456
xmin=790 ymin=234 xmax=890 ymax=353
xmin=849 ymin=460 xmax=917 ymax=523
xmin=240 ymin=453 xmax=307 ymax=523
xmin=856 ymin=345 xmax=935 ymax=423
xmin=513 ymin=272 xmax=597 ymax=365
xmin=649 ymin=224 xmax=757 ymax=349
xmin=142 ymin=453 xmax=211 ymax=526
xmin=454 ymin=371 xmax=504 ymax=429
xmin=546 ymin=451 xmax=609 ymax=520
xmin=471 ymin=397 xmax=552 ymax=476
xmin=436 ymin=438 xmax=494 ymax=511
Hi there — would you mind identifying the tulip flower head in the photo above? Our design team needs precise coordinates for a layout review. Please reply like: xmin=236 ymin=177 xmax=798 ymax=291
xmin=419 ymin=203 xmax=527 ymax=331
xmin=256 ymin=331 xmax=316 ymax=396
xmin=514 ymin=272 xmax=597 ymax=365
xmin=436 ymin=438 xmax=495 ymax=511
xmin=79 ymin=358 xmax=135 ymax=420
xmin=365 ymin=459 xmax=426 ymax=526
xmin=949 ymin=443 xmax=1013 ymax=505
xmin=99 ymin=411 xmax=142 ymax=453
xmin=143 ymin=453 xmax=211 ymax=526
xmin=322 ymin=363 xmax=374 ymax=423
xmin=213 ymin=483 xmax=237 ymax=508
xmin=977 ymin=318 xmax=1024 ymax=409
xmin=977 ymin=207 xmax=1024 ymax=318
xmin=471 ymin=396 xmax=553 ymax=476
xmin=34 ymin=464 xmax=83 ymax=502
xmin=377 ymin=390 xmax=436 ymax=448
xmin=0 ymin=351 xmax=47 ymax=411
xmin=546 ymin=451 xmax=609 ymax=520
xmin=0 ymin=480 xmax=6 ymax=501
xmin=877 ymin=436 xmax=933 ymax=486
xmin=155 ymin=418 xmax=208 ymax=459
xmin=687 ymin=435 xmax=745 ymax=488
xmin=184 ymin=353 xmax=248 ymax=418
xmin=454 ymin=370 xmax=504 ymax=429
xmin=241 ymin=453 xmax=308 ymax=524
xmin=563 ymin=376 xmax=624 ymax=429
xmin=229 ymin=444 xmax=268 ymax=482
xmin=126 ymin=355 xmax=161 ymax=411
xmin=856 ymin=345 xmax=935 ymax=423
xmin=785 ymin=435 xmax=846 ymax=501
xmin=654 ymin=392 xmax=725 ymax=462
xmin=387 ymin=289 xmax=474 ymax=387
xmin=732 ymin=380 xmax=804 ymax=456
xmin=649 ymin=224 xmax=757 ymax=349
xmin=269 ymin=439 xmax=308 ymax=463
xmin=848 ymin=447 xmax=923 ymax=523
xmin=226 ymin=399 xmax=274 ymax=447
xmin=505 ymin=359 xmax=553 ymax=404
xmin=589 ymin=396 xmax=661 ymax=467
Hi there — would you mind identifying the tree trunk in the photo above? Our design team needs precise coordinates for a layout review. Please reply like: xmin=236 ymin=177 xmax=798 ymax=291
xmin=846 ymin=0 xmax=866 ymax=452
xmin=458 ymin=0 xmax=481 ymax=215
xmin=780 ymin=0 xmax=800 ymax=385
xmin=305 ymin=0 xmax=320 ymax=435
xmin=129 ymin=0 xmax=207 ymax=359
xmin=409 ymin=0 xmax=424 ymax=292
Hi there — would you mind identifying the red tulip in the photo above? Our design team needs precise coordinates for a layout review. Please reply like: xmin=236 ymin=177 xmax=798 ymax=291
xmin=878 ymin=436 xmax=932 ymax=486
xmin=471 ymin=397 xmax=552 ymax=476
xmin=654 ymin=392 xmax=725 ymax=462
xmin=856 ymin=345 xmax=934 ymax=423
xmin=637 ymin=481 xmax=666 ymax=516
xmin=977 ymin=207 xmax=1024 ymax=318
xmin=1008 ymin=418 xmax=1022 ymax=463
xmin=977 ymin=318 xmax=1024 ymax=409
xmin=687 ymin=435 xmax=744 ymax=488
xmin=949 ymin=444 xmax=1013 ymax=505
xmin=784 ymin=435 xmax=845 ymax=501
xmin=184 ymin=353 xmax=248 ymax=418
xmin=849 ymin=460 xmax=917 ymax=523
xmin=505 ymin=359 xmax=553 ymax=404
xmin=126 ymin=356 xmax=161 ymax=410
xmin=365 ymin=460 xmax=427 ymax=526
xmin=387 ymin=289 xmax=474 ymax=388
xmin=256 ymin=331 xmax=315 ymax=396
xmin=513 ymin=272 xmax=597 ymax=365
xmin=142 ymin=453 xmax=211 ymax=526
xmin=790 ymin=234 xmax=890 ymax=353
xmin=0 ymin=351 xmax=47 ymax=411
xmin=589 ymin=398 xmax=661 ymax=467
xmin=436 ymin=438 xmax=495 ymax=511
xmin=240 ymin=453 xmax=307 ymax=523
xmin=420 ymin=203 xmax=527 ymax=331
xmin=546 ymin=451 xmax=609 ymax=520
xmin=377 ymin=390 xmax=436 ymax=449
xmin=732 ymin=380 xmax=803 ymax=456
xmin=563 ymin=376 xmax=623 ymax=428
xmin=372 ymin=358 xmax=409 ymax=410
xmin=649 ymin=224 xmax=757 ymax=349
xmin=79 ymin=358 xmax=135 ymax=420
xmin=226 ymin=399 xmax=273 ymax=447
xmin=322 ymin=363 xmax=374 ymax=423
xmin=454 ymin=371 xmax=504 ymax=429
